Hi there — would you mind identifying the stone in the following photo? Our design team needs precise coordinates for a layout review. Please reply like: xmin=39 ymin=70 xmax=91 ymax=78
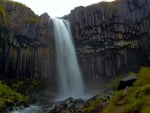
xmin=0 ymin=0 xmax=150 ymax=84
xmin=75 ymin=98 xmax=84 ymax=103
xmin=117 ymin=74 xmax=137 ymax=90
xmin=64 ymin=97 xmax=75 ymax=104
xmin=65 ymin=0 xmax=150 ymax=78
xmin=74 ymin=102 xmax=84 ymax=109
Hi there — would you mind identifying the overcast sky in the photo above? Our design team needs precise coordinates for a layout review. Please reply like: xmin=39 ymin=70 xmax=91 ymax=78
xmin=12 ymin=0 xmax=114 ymax=17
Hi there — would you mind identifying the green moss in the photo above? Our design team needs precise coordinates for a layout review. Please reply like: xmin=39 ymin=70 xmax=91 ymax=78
xmin=106 ymin=72 xmax=136 ymax=90
xmin=0 ymin=98 xmax=5 ymax=108
xmin=12 ymin=79 xmax=38 ymax=94
xmin=70 ymin=67 xmax=150 ymax=113
xmin=12 ymin=78 xmax=51 ymax=94
xmin=102 ymin=67 xmax=150 ymax=113
xmin=0 ymin=5 xmax=8 ymax=26
xmin=106 ymin=2 xmax=118 ymax=14
xmin=0 ymin=0 xmax=26 ymax=7
xmin=141 ymin=107 xmax=150 ymax=113
xmin=23 ymin=16 xmax=37 ymax=24
xmin=0 ymin=48 xmax=2 ymax=53
xmin=0 ymin=81 xmax=28 ymax=111
xmin=82 ymin=95 xmax=103 ymax=113
xmin=134 ymin=67 xmax=150 ymax=86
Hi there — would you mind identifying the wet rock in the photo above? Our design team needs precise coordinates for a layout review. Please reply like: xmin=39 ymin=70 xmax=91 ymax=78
xmin=42 ymin=104 xmax=55 ymax=113
xmin=75 ymin=98 xmax=84 ymax=103
xmin=64 ymin=97 xmax=75 ymax=104
xmin=61 ymin=109 xmax=70 ymax=113
xmin=87 ymin=95 xmax=99 ymax=102
xmin=0 ymin=0 xmax=150 ymax=83
xmin=75 ymin=102 xmax=84 ymax=109
xmin=117 ymin=74 xmax=137 ymax=90
xmin=50 ymin=104 xmax=63 ymax=113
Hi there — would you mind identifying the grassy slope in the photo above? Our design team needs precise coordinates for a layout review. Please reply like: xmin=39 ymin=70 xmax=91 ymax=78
xmin=81 ymin=67 xmax=150 ymax=113
xmin=102 ymin=67 xmax=150 ymax=113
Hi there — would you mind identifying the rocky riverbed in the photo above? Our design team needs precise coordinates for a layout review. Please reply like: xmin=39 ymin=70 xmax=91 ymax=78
xmin=9 ymin=73 xmax=138 ymax=113
xmin=9 ymin=94 xmax=110 ymax=113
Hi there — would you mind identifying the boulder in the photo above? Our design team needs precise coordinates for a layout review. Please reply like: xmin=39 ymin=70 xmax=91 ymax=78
xmin=117 ymin=74 xmax=137 ymax=90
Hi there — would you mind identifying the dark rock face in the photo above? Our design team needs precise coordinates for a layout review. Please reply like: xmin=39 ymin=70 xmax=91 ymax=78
xmin=117 ymin=74 xmax=137 ymax=90
xmin=65 ymin=0 xmax=150 ymax=78
xmin=0 ymin=0 xmax=150 ymax=81
xmin=0 ymin=1 xmax=55 ymax=79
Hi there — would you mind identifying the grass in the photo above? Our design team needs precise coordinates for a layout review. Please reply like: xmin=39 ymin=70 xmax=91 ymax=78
xmin=12 ymin=79 xmax=40 ymax=94
xmin=106 ymin=72 xmax=136 ymax=90
xmin=82 ymin=95 xmax=103 ymax=113
xmin=0 ymin=80 xmax=28 ymax=111
xmin=12 ymin=78 xmax=53 ymax=94
xmin=81 ymin=67 xmax=150 ymax=113
xmin=102 ymin=67 xmax=150 ymax=113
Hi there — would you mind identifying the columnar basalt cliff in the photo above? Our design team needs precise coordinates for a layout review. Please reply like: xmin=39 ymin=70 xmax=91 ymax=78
xmin=0 ymin=0 xmax=150 ymax=80
xmin=0 ymin=0 xmax=55 ymax=79
xmin=65 ymin=0 xmax=150 ymax=78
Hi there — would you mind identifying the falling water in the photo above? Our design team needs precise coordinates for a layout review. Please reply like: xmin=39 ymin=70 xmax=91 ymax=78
xmin=52 ymin=18 xmax=84 ymax=99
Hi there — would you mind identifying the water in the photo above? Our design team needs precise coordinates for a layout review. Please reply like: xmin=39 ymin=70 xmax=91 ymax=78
xmin=52 ymin=18 xmax=84 ymax=99
xmin=10 ymin=105 xmax=43 ymax=113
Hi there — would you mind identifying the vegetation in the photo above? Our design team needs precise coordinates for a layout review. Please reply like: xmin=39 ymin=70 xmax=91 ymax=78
xmin=102 ymin=67 xmax=150 ymax=113
xmin=0 ymin=27 xmax=8 ymax=54
xmin=80 ymin=67 xmax=150 ymax=113
xmin=0 ymin=0 xmax=34 ymax=26
xmin=12 ymin=78 xmax=53 ymax=94
xmin=106 ymin=72 xmax=136 ymax=90
xmin=0 ymin=48 xmax=2 ymax=53
xmin=23 ymin=16 xmax=37 ymax=24
xmin=0 ymin=81 xmax=28 ymax=111
xmin=0 ymin=0 xmax=27 ymax=7
xmin=12 ymin=79 xmax=40 ymax=94
xmin=82 ymin=95 xmax=106 ymax=113
xmin=0 ymin=5 xmax=8 ymax=25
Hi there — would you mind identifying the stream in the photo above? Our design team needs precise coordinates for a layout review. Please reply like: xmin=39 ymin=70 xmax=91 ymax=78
xmin=10 ymin=105 xmax=43 ymax=113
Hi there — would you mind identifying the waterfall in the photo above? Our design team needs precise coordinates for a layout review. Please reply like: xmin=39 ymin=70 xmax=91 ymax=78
xmin=52 ymin=18 xmax=84 ymax=99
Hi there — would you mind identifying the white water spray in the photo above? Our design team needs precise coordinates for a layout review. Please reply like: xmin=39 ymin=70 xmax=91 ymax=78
xmin=52 ymin=18 xmax=84 ymax=99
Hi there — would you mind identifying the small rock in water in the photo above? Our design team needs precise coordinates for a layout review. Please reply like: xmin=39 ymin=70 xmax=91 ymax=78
xmin=75 ymin=98 xmax=84 ymax=103
xmin=64 ymin=97 xmax=75 ymax=103
xmin=75 ymin=103 xmax=84 ymax=109
xmin=10 ymin=105 xmax=43 ymax=113
xmin=42 ymin=104 xmax=55 ymax=113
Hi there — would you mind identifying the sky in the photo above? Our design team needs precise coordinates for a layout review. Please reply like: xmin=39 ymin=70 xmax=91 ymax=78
xmin=12 ymin=0 xmax=114 ymax=17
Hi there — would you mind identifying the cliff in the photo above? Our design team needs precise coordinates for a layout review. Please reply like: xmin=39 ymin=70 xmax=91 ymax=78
xmin=0 ymin=0 xmax=150 ymax=80
xmin=65 ymin=0 xmax=150 ymax=78
xmin=0 ymin=0 xmax=55 ymax=80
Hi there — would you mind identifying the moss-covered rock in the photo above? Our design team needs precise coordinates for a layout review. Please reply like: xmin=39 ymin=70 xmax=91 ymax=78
xmin=106 ymin=72 xmax=136 ymax=90
xmin=80 ymin=67 xmax=150 ymax=113
xmin=0 ymin=80 xmax=28 ymax=111
xmin=12 ymin=78 xmax=52 ymax=95
xmin=23 ymin=16 xmax=37 ymax=24
xmin=81 ymin=95 xmax=107 ymax=113
xmin=12 ymin=79 xmax=39 ymax=94
xmin=102 ymin=67 xmax=150 ymax=113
